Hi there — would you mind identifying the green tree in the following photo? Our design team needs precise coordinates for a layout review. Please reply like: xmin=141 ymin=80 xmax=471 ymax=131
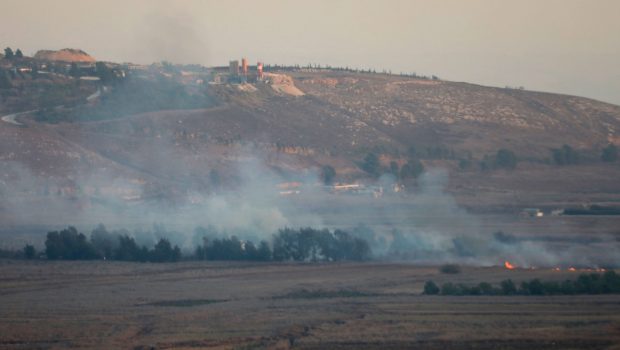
xmin=69 ymin=63 xmax=80 ymax=78
xmin=361 ymin=152 xmax=381 ymax=177
xmin=495 ymin=149 xmax=517 ymax=170
xmin=601 ymin=144 xmax=618 ymax=162
xmin=15 ymin=49 xmax=23 ymax=58
xmin=500 ymin=279 xmax=517 ymax=295
xmin=552 ymin=145 xmax=580 ymax=165
xmin=150 ymin=238 xmax=181 ymax=262
xmin=400 ymin=159 xmax=424 ymax=179
xmin=95 ymin=61 xmax=114 ymax=84
xmin=321 ymin=165 xmax=336 ymax=185
xmin=3 ymin=47 xmax=14 ymax=59
xmin=23 ymin=244 xmax=36 ymax=259
xmin=209 ymin=169 xmax=221 ymax=187
xmin=389 ymin=161 xmax=399 ymax=178
xmin=423 ymin=280 xmax=440 ymax=295
xmin=0 ymin=69 xmax=11 ymax=89
xmin=256 ymin=241 xmax=272 ymax=261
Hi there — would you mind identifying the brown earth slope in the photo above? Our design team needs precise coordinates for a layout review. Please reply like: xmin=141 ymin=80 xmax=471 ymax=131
xmin=33 ymin=48 xmax=95 ymax=62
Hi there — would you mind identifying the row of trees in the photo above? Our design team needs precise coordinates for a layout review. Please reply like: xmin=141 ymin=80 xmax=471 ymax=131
xmin=45 ymin=226 xmax=181 ymax=262
xmin=552 ymin=144 xmax=618 ymax=165
xmin=359 ymin=143 xmax=617 ymax=179
xmin=194 ymin=236 xmax=272 ymax=261
xmin=479 ymin=149 xmax=518 ymax=171
xmin=3 ymin=47 xmax=24 ymax=59
xmin=271 ymin=227 xmax=371 ymax=261
xmin=423 ymin=271 xmax=620 ymax=296
xmin=360 ymin=152 xmax=424 ymax=180
xmin=24 ymin=225 xmax=373 ymax=263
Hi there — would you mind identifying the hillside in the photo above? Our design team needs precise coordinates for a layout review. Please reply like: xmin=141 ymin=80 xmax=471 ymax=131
xmin=1 ymin=66 xmax=620 ymax=224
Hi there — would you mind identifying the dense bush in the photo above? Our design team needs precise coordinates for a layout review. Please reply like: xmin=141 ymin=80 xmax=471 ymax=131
xmin=423 ymin=271 xmax=620 ymax=296
xmin=423 ymin=281 xmax=440 ymax=295
xmin=439 ymin=264 xmax=461 ymax=274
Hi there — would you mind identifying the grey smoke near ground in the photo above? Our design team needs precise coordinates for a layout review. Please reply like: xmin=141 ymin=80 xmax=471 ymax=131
xmin=1 ymin=157 xmax=619 ymax=267
xmin=350 ymin=169 xmax=620 ymax=268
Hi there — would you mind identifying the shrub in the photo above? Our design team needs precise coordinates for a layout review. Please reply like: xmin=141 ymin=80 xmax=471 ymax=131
xmin=495 ymin=149 xmax=517 ymax=170
xmin=601 ymin=144 xmax=618 ymax=162
xmin=439 ymin=264 xmax=461 ymax=274
xmin=423 ymin=281 xmax=440 ymax=295
xmin=23 ymin=245 xmax=36 ymax=259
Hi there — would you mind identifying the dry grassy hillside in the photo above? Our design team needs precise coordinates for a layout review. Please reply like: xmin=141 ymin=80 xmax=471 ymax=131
xmin=1 ymin=69 xmax=620 ymax=213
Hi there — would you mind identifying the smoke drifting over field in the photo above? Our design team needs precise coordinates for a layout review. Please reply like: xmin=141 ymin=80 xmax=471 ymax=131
xmin=2 ymin=153 xmax=620 ymax=268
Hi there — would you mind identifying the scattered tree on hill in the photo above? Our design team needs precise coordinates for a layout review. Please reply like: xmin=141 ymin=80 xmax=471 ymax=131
xmin=15 ymin=49 xmax=23 ymax=58
xmin=495 ymin=149 xmax=518 ymax=170
xmin=209 ymin=169 xmax=221 ymax=187
xmin=3 ymin=47 xmax=14 ymax=59
xmin=552 ymin=145 xmax=580 ymax=165
xmin=601 ymin=144 xmax=618 ymax=162
xmin=458 ymin=159 xmax=472 ymax=170
xmin=321 ymin=165 xmax=336 ymax=185
xmin=400 ymin=159 xmax=424 ymax=179
xmin=360 ymin=152 xmax=381 ymax=177
xmin=389 ymin=161 xmax=399 ymax=179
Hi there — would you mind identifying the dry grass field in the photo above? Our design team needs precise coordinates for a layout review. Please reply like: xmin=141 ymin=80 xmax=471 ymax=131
xmin=1 ymin=261 xmax=619 ymax=349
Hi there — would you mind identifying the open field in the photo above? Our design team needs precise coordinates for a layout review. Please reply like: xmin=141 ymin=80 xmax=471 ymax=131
xmin=1 ymin=261 xmax=619 ymax=349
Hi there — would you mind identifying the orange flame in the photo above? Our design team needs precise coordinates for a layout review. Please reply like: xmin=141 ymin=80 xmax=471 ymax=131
xmin=568 ymin=267 xmax=576 ymax=272
xmin=504 ymin=261 xmax=516 ymax=270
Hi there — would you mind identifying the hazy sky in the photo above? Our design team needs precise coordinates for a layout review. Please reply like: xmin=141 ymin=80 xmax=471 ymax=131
xmin=1 ymin=0 xmax=619 ymax=104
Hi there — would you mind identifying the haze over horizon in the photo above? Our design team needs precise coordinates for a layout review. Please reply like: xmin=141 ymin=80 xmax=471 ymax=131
xmin=1 ymin=0 xmax=619 ymax=105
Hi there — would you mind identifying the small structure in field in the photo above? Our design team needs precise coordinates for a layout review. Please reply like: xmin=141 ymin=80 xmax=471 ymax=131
xmin=520 ymin=208 xmax=544 ymax=217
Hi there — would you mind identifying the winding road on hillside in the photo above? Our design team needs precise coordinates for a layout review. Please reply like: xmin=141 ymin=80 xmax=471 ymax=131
xmin=1 ymin=88 xmax=102 ymax=127
xmin=0 ymin=110 xmax=35 ymax=126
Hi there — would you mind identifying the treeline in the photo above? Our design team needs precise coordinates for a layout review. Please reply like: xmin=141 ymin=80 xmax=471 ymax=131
xmin=194 ymin=227 xmax=370 ymax=262
xmin=14 ymin=225 xmax=372 ymax=263
xmin=423 ymin=271 xmax=620 ymax=296
xmin=262 ymin=63 xmax=440 ymax=80
xmin=45 ymin=226 xmax=181 ymax=262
